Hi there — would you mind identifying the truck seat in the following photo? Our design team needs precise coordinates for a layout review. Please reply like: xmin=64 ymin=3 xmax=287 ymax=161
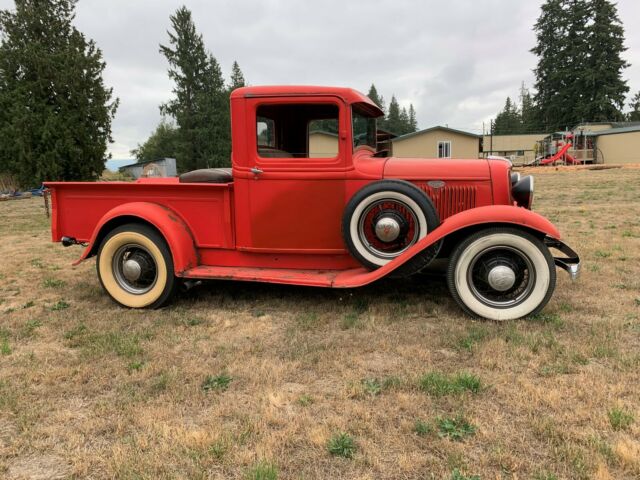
xmin=179 ymin=168 xmax=233 ymax=184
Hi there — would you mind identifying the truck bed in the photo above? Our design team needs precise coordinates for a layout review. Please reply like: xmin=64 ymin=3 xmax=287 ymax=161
xmin=45 ymin=179 xmax=235 ymax=249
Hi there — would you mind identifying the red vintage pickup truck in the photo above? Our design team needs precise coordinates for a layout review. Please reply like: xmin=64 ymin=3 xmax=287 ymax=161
xmin=46 ymin=85 xmax=580 ymax=321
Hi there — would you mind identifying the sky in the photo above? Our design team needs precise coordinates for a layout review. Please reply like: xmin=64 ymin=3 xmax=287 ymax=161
xmin=1 ymin=0 xmax=640 ymax=160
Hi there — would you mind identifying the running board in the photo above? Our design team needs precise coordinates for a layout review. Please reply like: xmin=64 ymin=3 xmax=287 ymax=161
xmin=179 ymin=265 xmax=374 ymax=288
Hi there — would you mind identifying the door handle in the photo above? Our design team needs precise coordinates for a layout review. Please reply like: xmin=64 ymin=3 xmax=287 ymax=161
xmin=250 ymin=167 xmax=263 ymax=175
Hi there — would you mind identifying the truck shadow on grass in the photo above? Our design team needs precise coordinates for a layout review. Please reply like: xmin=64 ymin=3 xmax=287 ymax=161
xmin=178 ymin=271 xmax=452 ymax=319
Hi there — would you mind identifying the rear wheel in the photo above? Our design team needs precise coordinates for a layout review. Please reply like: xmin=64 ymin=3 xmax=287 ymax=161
xmin=447 ymin=228 xmax=556 ymax=321
xmin=96 ymin=223 xmax=176 ymax=308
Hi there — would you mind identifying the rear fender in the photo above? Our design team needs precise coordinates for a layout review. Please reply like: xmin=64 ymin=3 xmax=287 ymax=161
xmin=74 ymin=202 xmax=199 ymax=275
xmin=334 ymin=205 xmax=561 ymax=287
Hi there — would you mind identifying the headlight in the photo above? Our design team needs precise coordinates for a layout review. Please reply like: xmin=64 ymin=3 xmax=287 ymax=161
xmin=510 ymin=172 xmax=521 ymax=186
xmin=512 ymin=175 xmax=534 ymax=209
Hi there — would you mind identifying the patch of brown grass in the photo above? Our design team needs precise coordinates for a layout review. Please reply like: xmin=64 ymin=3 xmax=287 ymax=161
xmin=1 ymin=167 xmax=639 ymax=479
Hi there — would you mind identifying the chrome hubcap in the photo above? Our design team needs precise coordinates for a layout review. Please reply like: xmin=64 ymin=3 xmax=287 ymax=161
xmin=374 ymin=217 xmax=401 ymax=243
xmin=112 ymin=244 xmax=158 ymax=295
xmin=467 ymin=245 xmax=535 ymax=308
xmin=122 ymin=259 xmax=142 ymax=282
xmin=487 ymin=265 xmax=516 ymax=291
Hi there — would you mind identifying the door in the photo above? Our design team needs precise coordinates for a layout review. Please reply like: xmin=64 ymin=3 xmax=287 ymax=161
xmin=239 ymin=97 xmax=348 ymax=253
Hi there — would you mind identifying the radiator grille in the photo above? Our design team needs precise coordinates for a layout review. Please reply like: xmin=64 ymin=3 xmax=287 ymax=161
xmin=415 ymin=183 xmax=477 ymax=220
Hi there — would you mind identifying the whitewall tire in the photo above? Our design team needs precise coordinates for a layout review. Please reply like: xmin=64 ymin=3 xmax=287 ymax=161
xmin=447 ymin=228 xmax=556 ymax=321
xmin=96 ymin=224 xmax=177 ymax=309
xmin=342 ymin=180 xmax=439 ymax=270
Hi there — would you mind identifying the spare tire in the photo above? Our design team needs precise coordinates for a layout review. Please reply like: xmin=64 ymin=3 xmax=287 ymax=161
xmin=342 ymin=180 xmax=440 ymax=272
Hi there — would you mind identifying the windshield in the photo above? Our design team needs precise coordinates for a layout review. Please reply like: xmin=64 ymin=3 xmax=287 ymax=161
xmin=352 ymin=107 xmax=377 ymax=151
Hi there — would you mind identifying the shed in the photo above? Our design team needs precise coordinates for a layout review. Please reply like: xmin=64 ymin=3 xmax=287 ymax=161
xmin=119 ymin=158 xmax=177 ymax=179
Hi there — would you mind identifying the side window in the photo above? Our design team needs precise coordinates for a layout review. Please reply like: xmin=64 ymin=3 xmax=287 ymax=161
xmin=256 ymin=103 xmax=339 ymax=159
xmin=308 ymin=119 xmax=338 ymax=158
xmin=438 ymin=141 xmax=451 ymax=158
xmin=257 ymin=117 xmax=275 ymax=148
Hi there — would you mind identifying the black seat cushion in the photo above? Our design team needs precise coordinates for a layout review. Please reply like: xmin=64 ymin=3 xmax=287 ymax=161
xmin=179 ymin=168 xmax=233 ymax=184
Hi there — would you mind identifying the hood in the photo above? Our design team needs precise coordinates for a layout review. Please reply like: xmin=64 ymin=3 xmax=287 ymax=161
xmin=383 ymin=157 xmax=491 ymax=181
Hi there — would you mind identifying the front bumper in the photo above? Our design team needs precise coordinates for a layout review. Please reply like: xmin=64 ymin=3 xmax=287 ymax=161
xmin=545 ymin=237 xmax=581 ymax=281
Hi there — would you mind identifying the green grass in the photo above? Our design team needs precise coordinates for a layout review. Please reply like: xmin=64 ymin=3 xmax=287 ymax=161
xmin=451 ymin=470 xmax=480 ymax=480
xmin=43 ymin=278 xmax=66 ymax=288
xmin=413 ymin=420 xmax=432 ymax=437
xmin=361 ymin=376 xmax=400 ymax=396
xmin=297 ymin=394 xmax=314 ymax=406
xmin=327 ymin=432 xmax=356 ymax=458
xmin=437 ymin=416 xmax=476 ymax=441
xmin=1 ymin=338 xmax=11 ymax=355
xmin=456 ymin=325 xmax=489 ymax=351
xmin=341 ymin=312 xmax=359 ymax=329
xmin=419 ymin=372 xmax=482 ymax=396
xmin=201 ymin=374 xmax=232 ymax=392
xmin=246 ymin=461 xmax=278 ymax=480
xmin=608 ymin=407 xmax=634 ymax=431
xmin=50 ymin=299 xmax=70 ymax=311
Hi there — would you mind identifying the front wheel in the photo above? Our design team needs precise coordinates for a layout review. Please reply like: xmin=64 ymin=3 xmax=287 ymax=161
xmin=446 ymin=228 xmax=556 ymax=321
xmin=96 ymin=223 xmax=177 ymax=308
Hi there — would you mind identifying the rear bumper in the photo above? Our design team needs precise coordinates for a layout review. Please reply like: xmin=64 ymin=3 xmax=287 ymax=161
xmin=545 ymin=237 xmax=581 ymax=281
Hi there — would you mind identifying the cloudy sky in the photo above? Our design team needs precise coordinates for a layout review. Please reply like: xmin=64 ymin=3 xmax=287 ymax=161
xmin=2 ymin=0 xmax=640 ymax=159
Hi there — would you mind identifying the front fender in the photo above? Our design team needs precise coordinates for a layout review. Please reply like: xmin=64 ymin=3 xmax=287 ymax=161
xmin=74 ymin=202 xmax=199 ymax=275
xmin=333 ymin=205 xmax=561 ymax=287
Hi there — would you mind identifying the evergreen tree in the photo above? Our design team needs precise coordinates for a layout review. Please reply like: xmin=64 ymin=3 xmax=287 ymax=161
xmin=532 ymin=0 xmax=572 ymax=131
xmin=532 ymin=0 xmax=628 ymax=130
xmin=399 ymin=107 xmax=410 ymax=134
xmin=229 ymin=61 xmax=245 ymax=90
xmin=131 ymin=118 xmax=180 ymax=161
xmin=385 ymin=95 xmax=402 ymax=134
xmin=0 ymin=0 xmax=118 ymax=188
xmin=628 ymin=91 xmax=640 ymax=121
xmin=493 ymin=97 xmax=522 ymax=135
xmin=367 ymin=84 xmax=385 ymax=113
xmin=408 ymin=104 xmax=418 ymax=132
xmin=160 ymin=6 xmax=229 ymax=172
xmin=519 ymin=83 xmax=539 ymax=133
xmin=580 ymin=0 xmax=629 ymax=122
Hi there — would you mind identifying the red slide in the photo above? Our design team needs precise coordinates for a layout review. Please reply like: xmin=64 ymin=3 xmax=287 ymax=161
xmin=540 ymin=142 xmax=572 ymax=165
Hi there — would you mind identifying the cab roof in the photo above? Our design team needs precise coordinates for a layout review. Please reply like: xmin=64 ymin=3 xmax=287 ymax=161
xmin=230 ymin=85 xmax=384 ymax=117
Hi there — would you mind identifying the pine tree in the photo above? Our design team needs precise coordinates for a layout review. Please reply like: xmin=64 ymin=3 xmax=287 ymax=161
xmin=367 ymin=84 xmax=385 ymax=113
xmin=532 ymin=0 xmax=628 ymax=130
xmin=160 ymin=7 xmax=229 ymax=172
xmin=519 ymin=83 xmax=539 ymax=133
xmin=408 ymin=104 xmax=418 ymax=132
xmin=532 ymin=0 xmax=572 ymax=131
xmin=229 ymin=61 xmax=245 ymax=90
xmin=628 ymin=91 xmax=640 ymax=121
xmin=493 ymin=97 xmax=522 ymax=135
xmin=0 ymin=0 xmax=118 ymax=188
xmin=399 ymin=107 xmax=410 ymax=135
xmin=579 ymin=0 xmax=629 ymax=122
xmin=131 ymin=118 xmax=180 ymax=161
xmin=385 ymin=95 xmax=402 ymax=134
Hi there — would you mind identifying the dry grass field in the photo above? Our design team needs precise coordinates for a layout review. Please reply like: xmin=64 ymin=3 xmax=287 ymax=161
xmin=1 ymin=166 xmax=639 ymax=480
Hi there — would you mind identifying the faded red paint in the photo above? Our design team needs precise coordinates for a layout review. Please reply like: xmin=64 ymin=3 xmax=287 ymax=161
xmin=45 ymin=85 xmax=562 ymax=287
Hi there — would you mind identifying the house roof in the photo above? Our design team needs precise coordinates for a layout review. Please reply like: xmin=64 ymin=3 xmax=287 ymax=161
xmin=592 ymin=125 xmax=640 ymax=136
xmin=392 ymin=126 xmax=480 ymax=143
xmin=308 ymin=130 xmax=338 ymax=137
xmin=119 ymin=158 xmax=174 ymax=170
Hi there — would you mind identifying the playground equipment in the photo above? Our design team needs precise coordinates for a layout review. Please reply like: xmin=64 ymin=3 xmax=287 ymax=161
xmin=538 ymin=133 xmax=581 ymax=166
